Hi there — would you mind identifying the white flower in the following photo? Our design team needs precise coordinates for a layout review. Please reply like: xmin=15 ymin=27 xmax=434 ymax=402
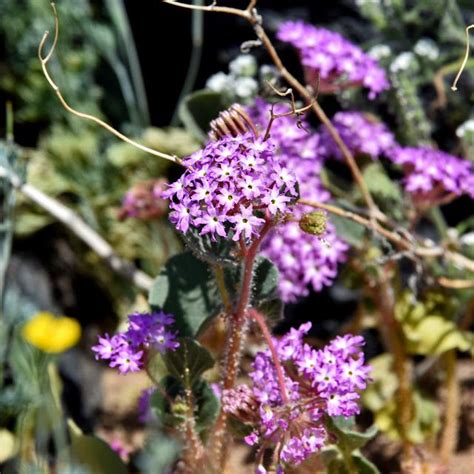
xmin=368 ymin=44 xmax=392 ymax=60
xmin=414 ymin=38 xmax=439 ymax=61
xmin=229 ymin=54 xmax=257 ymax=77
xmin=206 ymin=72 xmax=231 ymax=92
xmin=456 ymin=119 xmax=474 ymax=138
xmin=390 ymin=52 xmax=416 ymax=73
xmin=234 ymin=76 xmax=258 ymax=98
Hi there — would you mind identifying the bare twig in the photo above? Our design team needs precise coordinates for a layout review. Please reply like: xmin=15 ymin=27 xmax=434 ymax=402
xmin=39 ymin=3 xmax=181 ymax=165
xmin=451 ymin=24 xmax=474 ymax=91
xmin=0 ymin=165 xmax=153 ymax=291
xmin=298 ymin=198 xmax=474 ymax=274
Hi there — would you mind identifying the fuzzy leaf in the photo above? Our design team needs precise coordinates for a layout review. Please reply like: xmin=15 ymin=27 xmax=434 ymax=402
xmin=194 ymin=380 xmax=220 ymax=430
xmin=326 ymin=415 xmax=378 ymax=452
xmin=151 ymin=377 xmax=219 ymax=432
xmin=179 ymin=90 xmax=226 ymax=141
xmin=163 ymin=337 xmax=215 ymax=387
xmin=225 ymin=256 xmax=283 ymax=322
xmin=352 ymin=452 xmax=380 ymax=474
xmin=138 ymin=433 xmax=180 ymax=474
xmin=404 ymin=316 xmax=473 ymax=356
xmin=149 ymin=252 xmax=221 ymax=337
xmin=362 ymin=354 xmax=398 ymax=412
xmin=70 ymin=433 xmax=128 ymax=474
xmin=374 ymin=391 xmax=440 ymax=443
xmin=363 ymin=162 xmax=402 ymax=202
xmin=329 ymin=211 xmax=366 ymax=248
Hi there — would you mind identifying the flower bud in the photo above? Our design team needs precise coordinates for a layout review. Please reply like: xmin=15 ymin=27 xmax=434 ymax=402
xmin=299 ymin=211 xmax=327 ymax=236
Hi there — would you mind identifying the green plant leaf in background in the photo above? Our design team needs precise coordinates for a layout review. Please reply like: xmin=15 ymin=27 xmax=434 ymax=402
xmin=325 ymin=415 xmax=378 ymax=452
xmin=329 ymin=209 xmax=366 ymax=248
xmin=374 ymin=391 xmax=440 ymax=443
xmin=226 ymin=256 xmax=283 ymax=323
xmin=69 ymin=432 xmax=128 ymax=474
xmin=179 ymin=89 xmax=227 ymax=141
xmin=163 ymin=337 xmax=215 ymax=387
xmin=395 ymin=291 xmax=474 ymax=356
xmin=149 ymin=252 xmax=221 ymax=337
xmin=362 ymin=162 xmax=403 ymax=219
xmin=151 ymin=377 xmax=219 ymax=432
xmin=137 ymin=432 xmax=180 ymax=474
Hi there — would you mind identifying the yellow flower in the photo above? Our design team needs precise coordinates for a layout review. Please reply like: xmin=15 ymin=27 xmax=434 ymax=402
xmin=22 ymin=312 xmax=81 ymax=353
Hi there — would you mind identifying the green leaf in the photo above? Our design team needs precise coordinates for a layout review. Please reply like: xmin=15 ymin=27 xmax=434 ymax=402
xmin=226 ymin=256 xmax=283 ymax=323
xmin=329 ymin=209 xmax=366 ymax=248
xmin=138 ymin=433 xmax=180 ymax=474
xmin=163 ymin=338 xmax=215 ymax=387
xmin=352 ymin=452 xmax=380 ymax=474
xmin=326 ymin=457 xmax=348 ymax=474
xmin=70 ymin=433 xmax=128 ymax=474
xmin=179 ymin=90 xmax=227 ymax=141
xmin=403 ymin=315 xmax=474 ymax=356
xmin=363 ymin=162 xmax=403 ymax=203
xmin=326 ymin=415 xmax=378 ymax=452
xmin=149 ymin=252 xmax=221 ymax=337
xmin=362 ymin=354 xmax=398 ymax=412
xmin=374 ymin=391 xmax=440 ymax=443
xmin=151 ymin=378 xmax=219 ymax=432
xmin=252 ymin=256 xmax=279 ymax=301
xmin=194 ymin=380 xmax=220 ymax=431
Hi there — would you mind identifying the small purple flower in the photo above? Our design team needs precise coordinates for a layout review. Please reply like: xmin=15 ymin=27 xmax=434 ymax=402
xmin=110 ymin=350 xmax=143 ymax=374
xmin=277 ymin=21 xmax=389 ymax=99
xmin=319 ymin=111 xmax=396 ymax=160
xmin=91 ymin=333 xmax=118 ymax=360
xmin=387 ymin=146 xmax=474 ymax=201
xmin=92 ymin=311 xmax=179 ymax=375
xmin=230 ymin=205 xmax=265 ymax=241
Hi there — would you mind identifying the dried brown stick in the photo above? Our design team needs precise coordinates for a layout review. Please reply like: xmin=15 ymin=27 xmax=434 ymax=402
xmin=0 ymin=165 xmax=153 ymax=291
xmin=298 ymin=198 xmax=474 ymax=274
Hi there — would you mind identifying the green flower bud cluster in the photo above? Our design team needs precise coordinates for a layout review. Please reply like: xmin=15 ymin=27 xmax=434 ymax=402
xmin=298 ymin=211 xmax=327 ymax=236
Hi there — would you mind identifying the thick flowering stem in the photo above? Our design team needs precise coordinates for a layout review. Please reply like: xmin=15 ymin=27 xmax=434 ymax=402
xmin=249 ymin=308 xmax=289 ymax=404
xmin=209 ymin=220 xmax=273 ymax=470
xmin=439 ymin=350 xmax=459 ymax=466
xmin=374 ymin=269 xmax=414 ymax=468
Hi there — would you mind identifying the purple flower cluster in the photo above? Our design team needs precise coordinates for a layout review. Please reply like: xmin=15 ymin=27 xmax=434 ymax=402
xmin=277 ymin=21 xmax=389 ymax=99
xmin=92 ymin=312 xmax=179 ymax=374
xmin=223 ymin=323 xmax=371 ymax=470
xmin=320 ymin=111 xmax=396 ymax=160
xmin=163 ymin=133 xmax=297 ymax=242
xmin=118 ymin=179 xmax=168 ymax=221
xmin=387 ymin=146 xmax=474 ymax=200
xmin=247 ymin=99 xmax=348 ymax=302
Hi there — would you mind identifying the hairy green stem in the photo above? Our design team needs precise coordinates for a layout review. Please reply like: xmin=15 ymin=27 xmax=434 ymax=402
xmin=208 ymin=220 xmax=272 ymax=471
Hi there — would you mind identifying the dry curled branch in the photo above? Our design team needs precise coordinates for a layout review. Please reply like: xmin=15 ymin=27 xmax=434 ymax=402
xmin=451 ymin=24 xmax=474 ymax=91
xmin=39 ymin=3 xmax=181 ymax=165
xmin=298 ymin=198 xmax=474 ymax=276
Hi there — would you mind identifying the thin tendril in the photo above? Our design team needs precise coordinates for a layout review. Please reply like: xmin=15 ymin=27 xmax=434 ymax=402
xmin=39 ymin=3 xmax=182 ymax=165
xmin=451 ymin=24 xmax=474 ymax=91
